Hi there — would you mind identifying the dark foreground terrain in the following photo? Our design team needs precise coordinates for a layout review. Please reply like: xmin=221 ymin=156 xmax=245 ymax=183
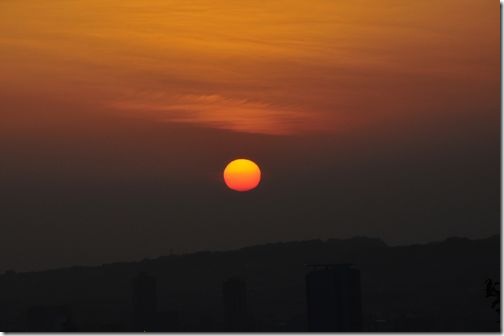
xmin=0 ymin=235 xmax=499 ymax=332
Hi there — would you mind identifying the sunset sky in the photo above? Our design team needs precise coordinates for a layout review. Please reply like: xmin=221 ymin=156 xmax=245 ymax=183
xmin=0 ymin=0 xmax=499 ymax=271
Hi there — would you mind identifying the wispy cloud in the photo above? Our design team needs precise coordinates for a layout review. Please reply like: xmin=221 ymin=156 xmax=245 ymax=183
xmin=110 ymin=93 xmax=314 ymax=135
xmin=0 ymin=0 xmax=498 ymax=137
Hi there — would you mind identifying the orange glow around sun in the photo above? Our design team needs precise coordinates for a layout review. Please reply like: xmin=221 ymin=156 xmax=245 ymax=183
xmin=223 ymin=159 xmax=261 ymax=192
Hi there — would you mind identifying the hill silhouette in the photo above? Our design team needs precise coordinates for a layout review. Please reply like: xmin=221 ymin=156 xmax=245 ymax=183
xmin=0 ymin=235 xmax=499 ymax=331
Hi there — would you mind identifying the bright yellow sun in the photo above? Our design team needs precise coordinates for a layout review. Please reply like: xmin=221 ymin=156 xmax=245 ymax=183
xmin=223 ymin=159 xmax=261 ymax=192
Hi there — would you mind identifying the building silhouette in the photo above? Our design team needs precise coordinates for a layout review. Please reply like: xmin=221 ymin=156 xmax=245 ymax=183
xmin=25 ymin=305 xmax=74 ymax=332
xmin=222 ymin=277 xmax=248 ymax=331
xmin=306 ymin=264 xmax=362 ymax=332
xmin=155 ymin=310 xmax=180 ymax=332
xmin=132 ymin=272 xmax=157 ymax=331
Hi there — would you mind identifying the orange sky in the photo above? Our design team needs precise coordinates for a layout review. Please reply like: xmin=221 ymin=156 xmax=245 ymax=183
xmin=0 ymin=0 xmax=499 ymax=135
xmin=0 ymin=0 xmax=500 ymax=270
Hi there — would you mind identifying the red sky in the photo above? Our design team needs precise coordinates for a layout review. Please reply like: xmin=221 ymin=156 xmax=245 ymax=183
xmin=0 ymin=0 xmax=499 ymax=271
xmin=0 ymin=0 xmax=499 ymax=135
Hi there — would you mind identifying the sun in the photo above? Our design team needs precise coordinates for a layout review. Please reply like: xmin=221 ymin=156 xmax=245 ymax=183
xmin=223 ymin=159 xmax=261 ymax=192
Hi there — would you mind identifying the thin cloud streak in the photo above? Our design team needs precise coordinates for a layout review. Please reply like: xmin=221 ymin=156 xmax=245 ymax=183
xmin=111 ymin=94 xmax=317 ymax=135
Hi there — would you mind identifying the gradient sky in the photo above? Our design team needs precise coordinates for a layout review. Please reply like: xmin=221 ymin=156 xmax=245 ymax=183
xmin=0 ymin=0 xmax=500 ymax=271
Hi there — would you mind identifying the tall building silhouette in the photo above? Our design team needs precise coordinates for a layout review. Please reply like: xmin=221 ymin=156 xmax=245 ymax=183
xmin=132 ymin=272 xmax=157 ymax=331
xmin=306 ymin=264 xmax=362 ymax=332
xmin=222 ymin=277 xmax=248 ymax=331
